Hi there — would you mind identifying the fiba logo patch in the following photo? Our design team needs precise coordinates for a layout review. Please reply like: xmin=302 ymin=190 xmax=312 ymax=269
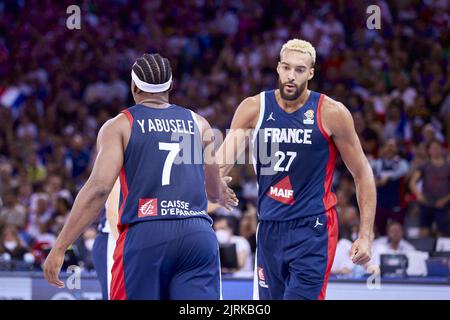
xmin=138 ymin=198 xmax=158 ymax=217
xmin=258 ymin=267 xmax=268 ymax=288
xmin=303 ymin=109 xmax=314 ymax=125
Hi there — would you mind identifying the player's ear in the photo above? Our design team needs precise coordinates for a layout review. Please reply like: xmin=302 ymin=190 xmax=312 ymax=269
xmin=131 ymin=80 xmax=140 ymax=94
xmin=276 ymin=62 xmax=281 ymax=76
xmin=308 ymin=67 xmax=314 ymax=81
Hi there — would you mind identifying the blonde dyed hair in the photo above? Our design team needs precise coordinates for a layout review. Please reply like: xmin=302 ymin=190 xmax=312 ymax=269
xmin=280 ymin=39 xmax=316 ymax=66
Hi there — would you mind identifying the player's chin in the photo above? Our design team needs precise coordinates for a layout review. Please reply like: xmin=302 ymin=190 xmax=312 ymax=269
xmin=281 ymin=89 xmax=299 ymax=101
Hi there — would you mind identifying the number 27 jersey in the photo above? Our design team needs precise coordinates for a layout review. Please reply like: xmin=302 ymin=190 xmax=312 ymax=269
xmin=252 ymin=90 xmax=338 ymax=221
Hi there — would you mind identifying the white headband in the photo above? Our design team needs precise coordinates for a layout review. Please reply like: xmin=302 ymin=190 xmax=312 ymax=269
xmin=131 ymin=70 xmax=172 ymax=93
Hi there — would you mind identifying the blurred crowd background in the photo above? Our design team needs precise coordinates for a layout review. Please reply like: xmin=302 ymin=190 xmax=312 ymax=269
xmin=0 ymin=0 xmax=449 ymax=277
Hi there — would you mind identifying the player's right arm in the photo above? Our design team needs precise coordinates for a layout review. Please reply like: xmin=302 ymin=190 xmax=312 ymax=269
xmin=217 ymin=94 xmax=261 ymax=176
xmin=194 ymin=113 xmax=238 ymax=211
xmin=43 ymin=113 xmax=129 ymax=287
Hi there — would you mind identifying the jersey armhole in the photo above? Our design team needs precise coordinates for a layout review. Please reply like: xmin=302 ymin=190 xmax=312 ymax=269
xmin=252 ymin=92 xmax=265 ymax=146
xmin=189 ymin=110 xmax=201 ymax=132
xmin=120 ymin=109 xmax=134 ymax=128
xmin=189 ymin=110 xmax=206 ymax=152
xmin=251 ymin=92 xmax=265 ymax=176
xmin=120 ymin=109 xmax=134 ymax=157
xmin=317 ymin=94 xmax=331 ymax=143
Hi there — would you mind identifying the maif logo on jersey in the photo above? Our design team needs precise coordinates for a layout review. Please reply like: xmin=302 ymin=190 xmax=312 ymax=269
xmin=267 ymin=176 xmax=295 ymax=205
xmin=138 ymin=198 xmax=158 ymax=217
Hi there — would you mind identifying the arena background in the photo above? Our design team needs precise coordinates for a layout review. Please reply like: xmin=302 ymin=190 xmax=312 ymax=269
xmin=0 ymin=0 xmax=449 ymax=300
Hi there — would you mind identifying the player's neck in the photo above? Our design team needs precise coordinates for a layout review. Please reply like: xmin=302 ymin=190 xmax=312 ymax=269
xmin=276 ymin=88 xmax=310 ymax=111
xmin=135 ymin=93 xmax=171 ymax=108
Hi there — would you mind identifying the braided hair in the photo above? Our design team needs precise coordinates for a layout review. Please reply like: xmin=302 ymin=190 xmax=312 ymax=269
xmin=132 ymin=53 xmax=172 ymax=87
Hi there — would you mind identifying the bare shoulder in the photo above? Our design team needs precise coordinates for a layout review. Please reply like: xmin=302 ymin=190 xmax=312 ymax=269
xmin=320 ymin=95 xmax=353 ymax=136
xmin=321 ymin=95 xmax=351 ymax=119
xmin=242 ymin=93 xmax=260 ymax=106
xmin=232 ymin=93 xmax=261 ymax=129
xmin=97 ymin=112 xmax=131 ymax=146
xmin=241 ymin=93 xmax=260 ymax=112
xmin=99 ymin=113 xmax=130 ymax=134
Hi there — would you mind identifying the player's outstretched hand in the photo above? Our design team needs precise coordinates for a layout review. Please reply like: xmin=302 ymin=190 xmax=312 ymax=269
xmin=220 ymin=176 xmax=239 ymax=211
xmin=350 ymin=236 xmax=372 ymax=265
xmin=43 ymin=248 xmax=65 ymax=288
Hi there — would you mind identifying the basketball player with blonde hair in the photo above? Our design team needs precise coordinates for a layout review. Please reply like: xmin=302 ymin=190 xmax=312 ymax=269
xmin=217 ymin=39 xmax=376 ymax=299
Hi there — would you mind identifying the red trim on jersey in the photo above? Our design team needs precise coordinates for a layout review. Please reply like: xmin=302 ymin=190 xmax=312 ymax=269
xmin=323 ymin=143 xmax=337 ymax=209
xmin=110 ymin=167 xmax=129 ymax=300
xmin=110 ymin=110 xmax=132 ymax=300
xmin=316 ymin=94 xmax=330 ymax=143
xmin=121 ymin=109 xmax=133 ymax=127
xmin=317 ymin=94 xmax=338 ymax=209
xmin=318 ymin=207 xmax=339 ymax=300
xmin=110 ymin=225 xmax=128 ymax=300
xmin=117 ymin=167 xmax=129 ymax=230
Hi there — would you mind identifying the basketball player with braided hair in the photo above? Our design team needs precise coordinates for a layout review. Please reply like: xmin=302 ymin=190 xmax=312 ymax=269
xmin=44 ymin=53 xmax=238 ymax=299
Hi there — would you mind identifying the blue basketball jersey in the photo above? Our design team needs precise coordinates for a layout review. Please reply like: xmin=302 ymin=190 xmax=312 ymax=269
xmin=252 ymin=90 xmax=337 ymax=221
xmin=117 ymin=104 xmax=210 ymax=229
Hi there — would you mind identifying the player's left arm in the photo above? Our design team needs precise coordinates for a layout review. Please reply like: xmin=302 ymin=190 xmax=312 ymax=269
xmin=322 ymin=97 xmax=376 ymax=266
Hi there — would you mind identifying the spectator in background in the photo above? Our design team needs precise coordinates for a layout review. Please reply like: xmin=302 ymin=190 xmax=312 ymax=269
xmin=33 ymin=221 xmax=56 ymax=249
xmin=440 ymin=92 xmax=450 ymax=142
xmin=50 ymin=197 xmax=70 ymax=235
xmin=29 ymin=220 xmax=56 ymax=268
xmin=0 ymin=226 xmax=31 ymax=262
xmin=36 ymin=130 xmax=54 ymax=163
xmin=371 ymin=139 xmax=409 ymax=235
xmin=331 ymin=238 xmax=354 ymax=275
xmin=73 ymin=226 xmax=97 ymax=271
xmin=383 ymin=99 xmax=411 ymax=142
xmin=214 ymin=216 xmax=252 ymax=276
xmin=240 ymin=171 xmax=258 ymax=205
xmin=0 ymin=189 xmax=28 ymax=230
xmin=0 ymin=161 xmax=14 ymax=197
xmin=239 ymin=203 xmax=258 ymax=254
xmin=336 ymin=189 xmax=359 ymax=241
xmin=27 ymin=193 xmax=53 ymax=239
xmin=390 ymin=73 xmax=418 ymax=110
xmin=420 ymin=124 xmax=445 ymax=148
xmin=409 ymin=141 xmax=450 ymax=237
xmin=371 ymin=221 xmax=415 ymax=266
xmin=352 ymin=111 xmax=380 ymax=159
xmin=17 ymin=183 xmax=33 ymax=208
xmin=300 ymin=13 xmax=323 ymax=43
xmin=16 ymin=115 xmax=38 ymax=141
xmin=44 ymin=174 xmax=72 ymax=208
xmin=26 ymin=152 xmax=47 ymax=185
xmin=64 ymin=134 xmax=91 ymax=181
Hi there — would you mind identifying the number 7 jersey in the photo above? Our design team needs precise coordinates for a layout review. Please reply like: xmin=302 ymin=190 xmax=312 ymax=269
xmin=252 ymin=90 xmax=338 ymax=221
xmin=117 ymin=104 xmax=210 ymax=229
